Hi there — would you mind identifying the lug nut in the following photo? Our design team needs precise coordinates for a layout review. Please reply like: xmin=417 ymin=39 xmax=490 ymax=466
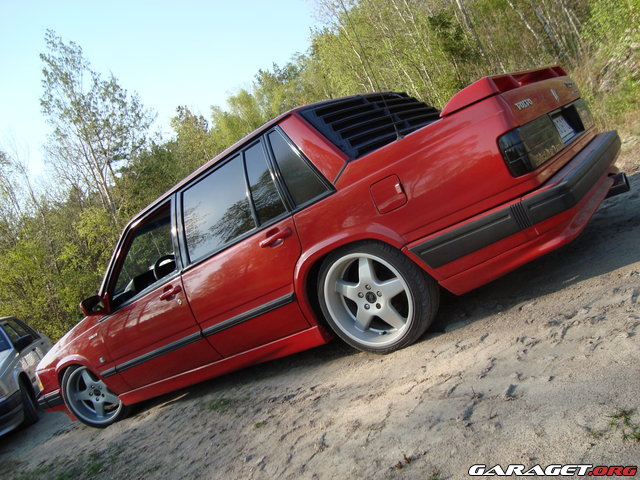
xmin=365 ymin=284 xmax=371 ymax=290
xmin=376 ymin=303 xmax=381 ymax=309
xmin=364 ymin=304 xmax=370 ymax=310
xmin=358 ymin=292 xmax=364 ymax=298
xmin=376 ymin=291 xmax=382 ymax=297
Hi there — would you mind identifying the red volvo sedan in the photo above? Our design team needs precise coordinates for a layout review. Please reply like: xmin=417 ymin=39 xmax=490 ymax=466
xmin=36 ymin=66 xmax=628 ymax=427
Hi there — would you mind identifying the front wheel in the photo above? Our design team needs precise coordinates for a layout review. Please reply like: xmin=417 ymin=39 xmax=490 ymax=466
xmin=62 ymin=365 xmax=129 ymax=428
xmin=318 ymin=241 xmax=439 ymax=354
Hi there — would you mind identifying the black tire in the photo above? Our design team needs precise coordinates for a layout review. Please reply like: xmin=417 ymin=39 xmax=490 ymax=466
xmin=19 ymin=380 xmax=39 ymax=427
xmin=317 ymin=241 xmax=439 ymax=354
xmin=62 ymin=365 xmax=130 ymax=428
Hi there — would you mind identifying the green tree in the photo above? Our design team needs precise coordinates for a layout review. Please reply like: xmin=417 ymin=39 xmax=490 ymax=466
xmin=40 ymin=29 xmax=155 ymax=224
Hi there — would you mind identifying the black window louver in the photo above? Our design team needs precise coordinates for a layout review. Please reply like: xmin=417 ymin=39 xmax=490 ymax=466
xmin=299 ymin=92 xmax=440 ymax=159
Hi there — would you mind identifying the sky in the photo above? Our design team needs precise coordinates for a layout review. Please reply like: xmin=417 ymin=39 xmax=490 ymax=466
xmin=0 ymin=0 xmax=319 ymax=175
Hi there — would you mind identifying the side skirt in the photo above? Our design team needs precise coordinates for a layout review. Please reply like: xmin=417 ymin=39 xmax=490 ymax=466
xmin=119 ymin=326 xmax=330 ymax=405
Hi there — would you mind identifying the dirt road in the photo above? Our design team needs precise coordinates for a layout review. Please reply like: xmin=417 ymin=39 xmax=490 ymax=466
xmin=1 ymin=146 xmax=638 ymax=480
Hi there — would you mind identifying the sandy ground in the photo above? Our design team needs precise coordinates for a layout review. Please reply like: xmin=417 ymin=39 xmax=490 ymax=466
xmin=1 ymin=144 xmax=638 ymax=480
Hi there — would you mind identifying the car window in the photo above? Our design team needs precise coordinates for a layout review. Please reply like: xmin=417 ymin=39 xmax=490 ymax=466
xmin=112 ymin=204 xmax=175 ymax=303
xmin=267 ymin=130 xmax=329 ymax=206
xmin=0 ymin=328 xmax=11 ymax=351
xmin=2 ymin=323 xmax=21 ymax=344
xmin=182 ymin=155 xmax=256 ymax=262
xmin=244 ymin=141 xmax=287 ymax=225
xmin=13 ymin=318 xmax=38 ymax=338
xmin=6 ymin=319 xmax=31 ymax=338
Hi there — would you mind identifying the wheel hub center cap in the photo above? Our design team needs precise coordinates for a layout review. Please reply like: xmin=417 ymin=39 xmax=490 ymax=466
xmin=365 ymin=292 xmax=377 ymax=303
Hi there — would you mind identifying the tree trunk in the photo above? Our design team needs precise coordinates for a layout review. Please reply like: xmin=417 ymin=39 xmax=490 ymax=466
xmin=506 ymin=0 xmax=555 ymax=59
xmin=530 ymin=2 xmax=568 ymax=62
xmin=454 ymin=0 xmax=490 ymax=65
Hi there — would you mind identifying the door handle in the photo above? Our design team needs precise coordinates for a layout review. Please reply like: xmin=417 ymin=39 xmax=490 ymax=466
xmin=159 ymin=284 xmax=182 ymax=301
xmin=259 ymin=227 xmax=292 ymax=248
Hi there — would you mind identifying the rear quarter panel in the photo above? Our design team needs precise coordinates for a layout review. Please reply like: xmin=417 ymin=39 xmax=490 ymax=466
xmin=287 ymin=78 xmax=596 ymax=298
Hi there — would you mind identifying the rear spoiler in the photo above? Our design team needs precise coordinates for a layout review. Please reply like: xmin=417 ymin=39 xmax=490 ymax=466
xmin=440 ymin=66 xmax=567 ymax=117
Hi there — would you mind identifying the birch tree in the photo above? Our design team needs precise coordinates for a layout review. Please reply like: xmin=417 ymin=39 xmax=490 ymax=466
xmin=40 ymin=30 xmax=154 ymax=224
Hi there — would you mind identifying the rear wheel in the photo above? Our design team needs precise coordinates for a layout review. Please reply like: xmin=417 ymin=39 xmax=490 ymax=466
xmin=62 ymin=365 xmax=129 ymax=428
xmin=318 ymin=241 xmax=439 ymax=354
xmin=19 ymin=380 xmax=39 ymax=427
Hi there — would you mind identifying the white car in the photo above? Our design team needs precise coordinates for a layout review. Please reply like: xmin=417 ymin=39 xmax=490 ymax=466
xmin=0 ymin=316 xmax=52 ymax=436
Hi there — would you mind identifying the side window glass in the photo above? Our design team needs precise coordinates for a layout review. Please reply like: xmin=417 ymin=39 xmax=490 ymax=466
xmin=267 ymin=130 xmax=328 ymax=206
xmin=2 ymin=323 xmax=21 ymax=344
xmin=16 ymin=319 xmax=39 ymax=338
xmin=244 ymin=142 xmax=287 ymax=225
xmin=0 ymin=329 xmax=10 ymax=351
xmin=112 ymin=204 xmax=176 ymax=306
xmin=183 ymin=156 xmax=255 ymax=262
xmin=7 ymin=320 xmax=30 ymax=338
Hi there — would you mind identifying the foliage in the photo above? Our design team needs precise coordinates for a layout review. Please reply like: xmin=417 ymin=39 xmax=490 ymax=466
xmin=0 ymin=2 xmax=638 ymax=340
xmin=40 ymin=29 xmax=155 ymax=222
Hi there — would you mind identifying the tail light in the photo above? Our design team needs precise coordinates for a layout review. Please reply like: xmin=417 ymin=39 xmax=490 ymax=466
xmin=498 ymin=98 xmax=593 ymax=177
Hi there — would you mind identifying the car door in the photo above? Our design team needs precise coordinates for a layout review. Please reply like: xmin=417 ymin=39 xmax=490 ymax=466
xmin=98 ymin=200 xmax=221 ymax=390
xmin=0 ymin=319 xmax=42 ymax=386
xmin=179 ymin=134 xmax=330 ymax=357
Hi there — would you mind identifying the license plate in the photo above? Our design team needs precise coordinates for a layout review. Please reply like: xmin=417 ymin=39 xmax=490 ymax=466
xmin=552 ymin=115 xmax=575 ymax=143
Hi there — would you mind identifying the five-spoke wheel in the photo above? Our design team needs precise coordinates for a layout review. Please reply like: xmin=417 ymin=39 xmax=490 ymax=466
xmin=62 ymin=365 xmax=129 ymax=428
xmin=318 ymin=241 xmax=439 ymax=353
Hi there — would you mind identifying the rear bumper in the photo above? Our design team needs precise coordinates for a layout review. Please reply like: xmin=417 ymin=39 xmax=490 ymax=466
xmin=408 ymin=131 xmax=624 ymax=294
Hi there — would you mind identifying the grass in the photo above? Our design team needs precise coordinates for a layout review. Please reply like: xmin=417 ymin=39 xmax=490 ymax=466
xmin=607 ymin=408 xmax=640 ymax=443
xmin=588 ymin=408 xmax=640 ymax=443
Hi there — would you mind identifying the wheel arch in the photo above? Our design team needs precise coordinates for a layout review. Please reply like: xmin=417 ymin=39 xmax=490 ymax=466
xmin=55 ymin=356 xmax=94 ymax=393
xmin=17 ymin=371 xmax=35 ymax=399
xmin=292 ymin=225 xmax=420 ymax=329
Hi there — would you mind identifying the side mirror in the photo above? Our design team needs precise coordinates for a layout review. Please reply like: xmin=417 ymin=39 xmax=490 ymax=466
xmin=79 ymin=295 xmax=109 ymax=317
xmin=14 ymin=334 xmax=34 ymax=351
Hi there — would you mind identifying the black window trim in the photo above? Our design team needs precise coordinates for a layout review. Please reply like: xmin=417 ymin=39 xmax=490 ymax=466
xmin=242 ymin=142 xmax=262 ymax=229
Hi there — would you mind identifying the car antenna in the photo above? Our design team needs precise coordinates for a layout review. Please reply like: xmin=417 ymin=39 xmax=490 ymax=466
xmin=337 ymin=0 xmax=402 ymax=141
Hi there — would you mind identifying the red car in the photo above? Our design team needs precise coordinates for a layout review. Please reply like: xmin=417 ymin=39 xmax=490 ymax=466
xmin=36 ymin=66 xmax=628 ymax=427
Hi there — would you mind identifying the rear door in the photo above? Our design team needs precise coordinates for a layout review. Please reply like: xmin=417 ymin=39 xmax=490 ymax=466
xmin=180 ymin=133 xmax=330 ymax=356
